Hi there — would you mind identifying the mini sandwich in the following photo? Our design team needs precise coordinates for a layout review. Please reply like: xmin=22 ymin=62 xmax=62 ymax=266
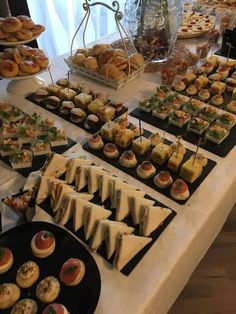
xmin=74 ymin=165 xmax=90 ymax=191
xmin=131 ymin=197 xmax=155 ymax=225
xmin=113 ymin=234 xmax=152 ymax=271
xmin=140 ymin=206 xmax=172 ymax=236
xmin=50 ymin=181 xmax=74 ymax=212
xmin=87 ymin=166 xmax=108 ymax=194
xmin=36 ymin=176 xmax=65 ymax=204
xmin=43 ymin=153 xmax=69 ymax=178
xmin=180 ymin=159 xmax=203 ymax=183
xmin=99 ymin=173 xmax=115 ymax=203
xmin=105 ymin=223 xmax=134 ymax=259
xmin=89 ymin=219 xmax=126 ymax=252
xmin=55 ymin=191 xmax=94 ymax=225
xmin=83 ymin=204 xmax=111 ymax=240
xmin=73 ymin=198 xmax=93 ymax=232
xmin=65 ymin=156 xmax=92 ymax=184
xmin=116 ymin=189 xmax=145 ymax=221
xmin=109 ymin=178 xmax=137 ymax=208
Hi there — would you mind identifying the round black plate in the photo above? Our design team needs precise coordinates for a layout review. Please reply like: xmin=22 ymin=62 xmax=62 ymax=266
xmin=0 ymin=222 xmax=101 ymax=314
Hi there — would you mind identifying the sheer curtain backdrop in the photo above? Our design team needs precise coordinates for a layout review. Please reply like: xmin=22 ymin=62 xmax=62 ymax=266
xmin=27 ymin=0 xmax=125 ymax=59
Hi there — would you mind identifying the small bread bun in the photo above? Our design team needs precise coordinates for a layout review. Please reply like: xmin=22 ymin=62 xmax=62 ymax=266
xmin=19 ymin=60 xmax=40 ymax=74
xmin=83 ymin=56 xmax=99 ymax=71
xmin=6 ymin=34 xmax=18 ymax=42
xmin=0 ymin=283 xmax=20 ymax=309
xmin=11 ymin=298 xmax=38 ymax=314
xmin=70 ymin=107 xmax=86 ymax=123
xmin=73 ymin=53 xmax=86 ymax=66
xmin=34 ymin=54 xmax=49 ymax=68
xmin=2 ymin=48 xmax=13 ymax=59
xmin=59 ymin=258 xmax=85 ymax=286
xmin=129 ymin=53 xmax=145 ymax=70
xmin=98 ymin=48 xmax=115 ymax=65
xmin=31 ymin=230 xmax=56 ymax=258
xmin=16 ymin=260 xmax=40 ymax=288
xmin=2 ymin=17 xmax=22 ymax=33
xmin=111 ymin=55 xmax=128 ymax=70
xmin=36 ymin=276 xmax=60 ymax=303
xmin=18 ymin=45 xmax=34 ymax=57
xmin=90 ymin=44 xmax=104 ymax=56
xmin=0 ymin=247 xmax=13 ymax=274
xmin=114 ymin=48 xmax=127 ymax=58
xmin=31 ymin=24 xmax=45 ymax=35
xmin=0 ymin=29 xmax=8 ymax=39
xmin=15 ymin=28 xmax=33 ymax=40
xmin=17 ymin=15 xmax=35 ymax=29
xmin=0 ymin=60 xmax=19 ymax=77
xmin=42 ymin=303 xmax=70 ymax=314
xmin=100 ymin=63 xmax=126 ymax=80
xmin=12 ymin=48 xmax=24 ymax=64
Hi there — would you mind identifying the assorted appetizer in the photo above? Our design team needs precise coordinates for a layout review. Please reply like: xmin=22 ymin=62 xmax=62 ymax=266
xmin=42 ymin=303 xmax=70 ymax=314
xmin=170 ymin=179 xmax=190 ymax=201
xmin=169 ymin=110 xmax=191 ymax=127
xmin=119 ymin=150 xmax=137 ymax=168
xmin=205 ymin=124 xmax=229 ymax=144
xmin=154 ymin=171 xmax=173 ymax=189
xmin=36 ymin=276 xmax=60 ymax=303
xmin=103 ymin=143 xmax=119 ymax=158
xmin=11 ymin=299 xmax=38 ymax=314
xmin=31 ymin=230 xmax=56 ymax=258
xmin=59 ymin=258 xmax=85 ymax=286
xmin=9 ymin=149 xmax=33 ymax=169
xmin=136 ymin=161 xmax=156 ymax=179
xmin=3 ymin=190 xmax=32 ymax=213
xmin=88 ymin=134 xmax=104 ymax=150
xmin=0 ymin=247 xmax=13 ymax=274
xmin=16 ymin=260 xmax=40 ymax=288
xmin=0 ymin=283 xmax=20 ymax=310
xmin=187 ymin=117 xmax=210 ymax=135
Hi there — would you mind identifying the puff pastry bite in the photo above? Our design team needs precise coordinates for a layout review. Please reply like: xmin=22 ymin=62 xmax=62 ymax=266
xmin=0 ymin=283 xmax=20 ymax=309
xmin=16 ymin=260 xmax=40 ymax=288
xmin=36 ymin=276 xmax=60 ymax=303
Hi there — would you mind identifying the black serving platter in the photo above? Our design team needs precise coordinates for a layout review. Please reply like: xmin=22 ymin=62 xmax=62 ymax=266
xmin=83 ymin=129 xmax=217 ymax=205
xmin=26 ymin=93 xmax=128 ymax=134
xmin=215 ymin=49 xmax=236 ymax=61
xmin=130 ymin=108 xmax=236 ymax=157
xmin=0 ymin=137 xmax=76 ymax=177
xmin=0 ymin=221 xmax=101 ymax=314
xmin=38 ymin=187 xmax=176 ymax=276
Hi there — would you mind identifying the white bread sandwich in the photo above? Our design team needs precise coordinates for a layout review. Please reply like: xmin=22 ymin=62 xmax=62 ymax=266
xmin=73 ymin=198 xmax=94 ymax=232
xmin=140 ymin=206 xmax=172 ymax=236
xmin=105 ymin=223 xmax=134 ymax=259
xmin=36 ymin=176 xmax=65 ymax=204
xmin=87 ymin=166 xmax=108 ymax=194
xmin=116 ymin=189 xmax=145 ymax=221
xmin=74 ymin=165 xmax=90 ymax=191
xmin=84 ymin=204 xmax=111 ymax=240
xmin=131 ymin=197 xmax=155 ymax=225
xmin=113 ymin=234 xmax=152 ymax=271
xmin=65 ymin=155 xmax=92 ymax=184
xmin=50 ymin=182 xmax=74 ymax=212
xmin=110 ymin=178 xmax=137 ymax=208
xmin=43 ymin=153 xmax=69 ymax=178
xmin=99 ymin=173 xmax=115 ymax=203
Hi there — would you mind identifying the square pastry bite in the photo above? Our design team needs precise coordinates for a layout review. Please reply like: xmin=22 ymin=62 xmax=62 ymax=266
xmin=205 ymin=124 xmax=229 ymax=144
xmin=132 ymin=136 xmax=151 ymax=155
xmin=169 ymin=110 xmax=191 ymax=127
xmin=9 ymin=149 xmax=33 ymax=169
xmin=210 ymin=81 xmax=226 ymax=95
xmin=31 ymin=136 xmax=51 ymax=156
xmin=115 ymin=129 xmax=134 ymax=148
xmin=187 ymin=117 xmax=210 ymax=135
xmin=180 ymin=159 xmax=203 ymax=183
xmin=151 ymin=143 xmax=172 ymax=165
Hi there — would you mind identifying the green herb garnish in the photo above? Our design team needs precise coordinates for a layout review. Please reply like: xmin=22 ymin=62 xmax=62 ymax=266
xmin=64 ymin=265 xmax=78 ymax=274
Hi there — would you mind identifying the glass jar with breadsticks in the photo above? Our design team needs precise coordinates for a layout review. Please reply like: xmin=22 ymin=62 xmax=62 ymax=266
xmin=65 ymin=0 xmax=145 ymax=89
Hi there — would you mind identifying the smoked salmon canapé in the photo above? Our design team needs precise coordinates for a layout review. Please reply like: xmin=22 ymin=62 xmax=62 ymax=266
xmin=31 ymin=230 xmax=56 ymax=258
xmin=0 ymin=247 xmax=13 ymax=274
xmin=59 ymin=258 xmax=85 ymax=286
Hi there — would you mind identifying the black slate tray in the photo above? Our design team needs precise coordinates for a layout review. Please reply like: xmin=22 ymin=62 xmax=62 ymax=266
xmin=38 ymin=188 xmax=176 ymax=276
xmin=0 ymin=221 xmax=101 ymax=314
xmin=26 ymin=93 xmax=128 ymax=134
xmin=83 ymin=129 xmax=217 ymax=205
xmin=129 ymin=108 xmax=236 ymax=157
xmin=0 ymin=137 xmax=76 ymax=177
xmin=215 ymin=48 xmax=236 ymax=61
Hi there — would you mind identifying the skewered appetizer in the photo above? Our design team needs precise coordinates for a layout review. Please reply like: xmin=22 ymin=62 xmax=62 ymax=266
xmin=100 ymin=121 xmax=120 ymax=141
xmin=70 ymin=108 xmax=86 ymax=123
xmin=170 ymin=179 xmax=189 ymax=201
xmin=194 ymin=75 xmax=209 ymax=90
xmin=170 ymin=141 xmax=186 ymax=156
xmin=11 ymin=299 xmax=38 ymax=314
xmin=149 ymin=132 xmax=162 ymax=146
xmin=115 ymin=128 xmax=134 ymax=148
xmin=136 ymin=161 xmax=156 ymax=179
xmin=16 ymin=260 xmax=40 ymax=288
xmin=189 ymin=153 xmax=208 ymax=167
xmin=103 ymin=143 xmax=119 ymax=158
xmin=31 ymin=230 xmax=56 ymax=258
xmin=199 ymin=106 xmax=218 ymax=122
xmin=59 ymin=258 xmax=85 ymax=286
xmin=42 ymin=303 xmax=70 ymax=314
xmin=151 ymin=143 xmax=172 ymax=165
xmin=129 ymin=124 xmax=144 ymax=137
xmin=210 ymin=81 xmax=226 ymax=95
xmin=88 ymin=134 xmax=104 ymax=150
xmin=0 ymin=283 xmax=20 ymax=309
xmin=0 ymin=247 xmax=13 ymax=274
xmin=169 ymin=110 xmax=191 ymax=127
xmin=36 ymin=276 xmax=60 ymax=303
xmin=217 ymin=64 xmax=230 ymax=80
xmin=49 ymin=127 xmax=68 ymax=147
xmin=119 ymin=150 xmax=137 ymax=168
xmin=187 ymin=117 xmax=210 ymax=135
xmin=216 ymin=113 xmax=235 ymax=129
xmin=31 ymin=136 xmax=51 ymax=156
xmin=9 ymin=149 xmax=33 ymax=169
xmin=132 ymin=136 xmax=151 ymax=155
xmin=205 ymin=124 xmax=229 ymax=144
xmin=167 ymin=152 xmax=184 ymax=172
xmin=180 ymin=159 xmax=203 ymax=183
xmin=154 ymin=171 xmax=173 ymax=189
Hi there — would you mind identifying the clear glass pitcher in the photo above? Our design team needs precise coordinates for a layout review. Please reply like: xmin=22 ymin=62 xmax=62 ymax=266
xmin=124 ymin=0 xmax=183 ymax=63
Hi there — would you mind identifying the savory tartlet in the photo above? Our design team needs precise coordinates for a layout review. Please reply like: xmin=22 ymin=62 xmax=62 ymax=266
xmin=154 ymin=171 xmax=173 ymax=189
xmin=0 ymin=283 xmax=20 ymax=309
xmin=119 ymin=150 xmax=137 ymax=168
xmin=31 ymin=230 xmax=56 ymax=258
xmin=0 ymin=247 xmax=13 ymax=274
xmin=136 ymin=161 xmax=156 ymax=179
xmin=16 ymin=260 xmax=40 ymax=288
xmin=36 ymin=276 xmax=60 ymax=303
xmin=59 ymin=258 xmax=85 ymax=286
xmin=11 ymin=298 xmax=38 ymax=314
xmin=170 ymin=179 xmax=190 ymax=201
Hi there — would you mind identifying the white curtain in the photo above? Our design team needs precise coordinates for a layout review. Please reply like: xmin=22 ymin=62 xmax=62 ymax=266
xmin=27 ymin=0 xmax=126 ymax=59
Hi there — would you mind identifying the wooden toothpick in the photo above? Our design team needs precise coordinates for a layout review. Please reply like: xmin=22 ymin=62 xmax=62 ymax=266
xmin=192 ymin=137 xmax=202 ymax=165
xmin=48 ymin=66 xmax=54 ymax=85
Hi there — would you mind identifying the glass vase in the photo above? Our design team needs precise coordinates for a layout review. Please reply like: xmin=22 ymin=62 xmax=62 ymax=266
xmin=124 ymin=0 xmax=183 ymax=63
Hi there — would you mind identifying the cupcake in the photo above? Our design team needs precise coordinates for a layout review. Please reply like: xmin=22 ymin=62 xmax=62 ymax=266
xmin=88 ymin=134 xmax=104 ymax=150
xmin=103 ymin=143 xmax=119 ymax=158
xmin=119 ymin=150 xmax=137 ymax=168
xmin=136 ymin=161 xmax=156 ymax=179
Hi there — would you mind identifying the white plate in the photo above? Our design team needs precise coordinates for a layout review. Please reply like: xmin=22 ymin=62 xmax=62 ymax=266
xmin=0 ymin=34 xmax=40 ymax=46
xmin=0 ymin=67 xmax=48 ymax=80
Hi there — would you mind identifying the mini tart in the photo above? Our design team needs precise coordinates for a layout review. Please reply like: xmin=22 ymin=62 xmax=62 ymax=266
xmin=119 ymin=150 xmax=137 ymax=168
xmin=42 ymin=303 xmax=70 ymax=314
xmin=173 ymin=80 xmax=186 ymax=92
xmin=170 ymin=179 xmax=190 ymax=201
xmin=31 ymin=230 xmax=55 ymax=258
xmin=88 ymin=134 xmax=104 ymax=150
xmin=136 ymin=161 xmax=156 ymax=179
xmin=149 ymin=133 xmax=162 ymax=146
xmin=210 ymin=95 xmax=224 ymax=107
xmin=16 ymin=260 xmax=40 ymax=288
xmin=170 ymin=142 xmax=186 ymax=156
xmin=36 ymin=276 xmax=60 ymax=303
xmin=0 ymin=247 xmax=13 ymax=274
xmin=189 ymin=153 xmax=208 ymax=167
xmin=103 ymin=143 xmax=119 ymax=158
xmin=198 ymin=89 xmax=211 ymax=102
xmin=186 ymin=84 xmax=198 ymax=96
xmin=0 ymin=283 xmax=20 ymax=310
xmin=11 ymin=298 xmax=38 ymax=314
xmin=59 ymin=258 xmax=85 ymax=286
xmin=154 ymin=171 xmax=173 ymax=189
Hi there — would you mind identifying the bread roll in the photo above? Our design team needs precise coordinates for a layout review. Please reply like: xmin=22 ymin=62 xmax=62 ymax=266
xmin=2 ymin=17 xmax=22 ymax=33
xmin=0 ymin=60 xmax=19 ymax=77
xmin=17 ymin=15 xmax=35 ymax=29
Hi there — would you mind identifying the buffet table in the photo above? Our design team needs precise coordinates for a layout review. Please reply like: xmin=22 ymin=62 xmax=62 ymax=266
xmin=0 ymin=50 xmax=236 ymax=314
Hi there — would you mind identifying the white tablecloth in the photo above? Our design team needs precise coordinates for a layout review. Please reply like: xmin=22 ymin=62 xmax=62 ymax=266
xmin=0 ymin=52 xmax=236 ymax=314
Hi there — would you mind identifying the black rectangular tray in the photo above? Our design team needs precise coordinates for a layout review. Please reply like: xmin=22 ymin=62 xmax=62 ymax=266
xmin=130 ymin=108 xmax=236 ymax=157
xmin=26 ymin=93 xmax=128 ymax=134
xmin=83 ymin=129 xmax=217 ymax=205
xmin=38 ymin=187 xmax=176 ymax=276
xmin=0 ymin=137 xmax=76 ymax=177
